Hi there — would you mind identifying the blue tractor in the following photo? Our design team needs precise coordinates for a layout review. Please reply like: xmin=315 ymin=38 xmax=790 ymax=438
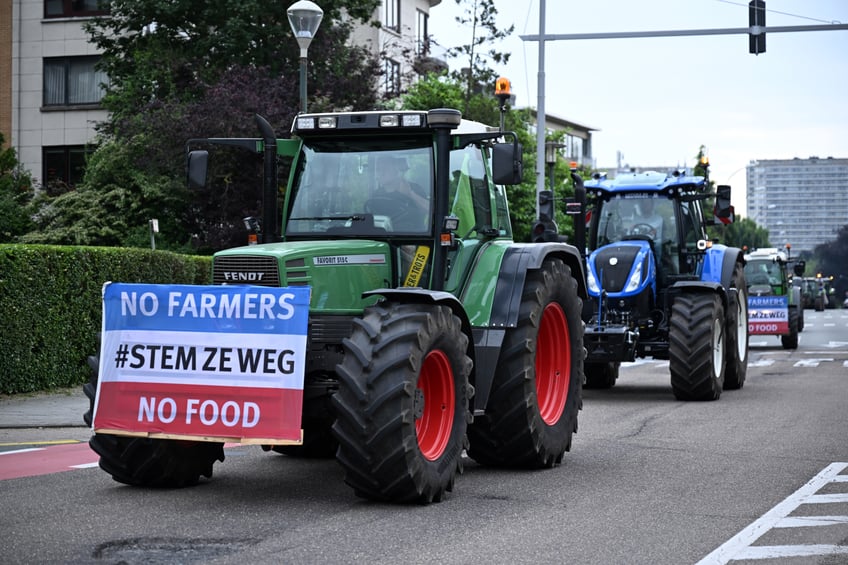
xmin=575 ymin=168 xmax=748 ymax=400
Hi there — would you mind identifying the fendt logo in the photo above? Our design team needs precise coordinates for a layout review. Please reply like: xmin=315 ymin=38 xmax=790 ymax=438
xmin=222 ymin=272 xmax=265 ymax=282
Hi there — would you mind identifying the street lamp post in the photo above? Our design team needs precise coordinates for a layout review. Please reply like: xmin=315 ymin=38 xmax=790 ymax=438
xmin=545 ymin=141 xmax=564 ymax=191
xmin=287 ymin=1 xmax=324 ymax=113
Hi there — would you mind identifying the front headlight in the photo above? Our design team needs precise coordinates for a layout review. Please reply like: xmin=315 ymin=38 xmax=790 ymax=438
xmin=587 ymin=269 xmax=600 ymax=294
xmin=624 ymin=261 xmax=643 ymax=293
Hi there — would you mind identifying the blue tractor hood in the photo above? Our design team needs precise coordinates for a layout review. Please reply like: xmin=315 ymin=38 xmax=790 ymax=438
xmin=586 ymin=239 xmax=656 ymax=299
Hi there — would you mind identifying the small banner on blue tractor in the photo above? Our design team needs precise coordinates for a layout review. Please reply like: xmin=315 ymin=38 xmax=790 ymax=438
xmin=93 ymin=283 xmax=310 ymax=445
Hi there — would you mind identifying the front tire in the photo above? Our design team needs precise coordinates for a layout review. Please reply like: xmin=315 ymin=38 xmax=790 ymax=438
xmin=332 ymin=303 xmax=472 ymax=504
xmin=467 ymin=258 xmax=583 ymax=468
xmin=669 ymin=293 xmax=726 ymax=401
xmin=83 ymin=353 xmax=225 ymax=487
xmin=584 ymin=362 xmax=619 ymax=389
xmin=781 ymin=307 xmax=799 ymax=349
xmin=724 ymin=262 xmax=748 ymax=390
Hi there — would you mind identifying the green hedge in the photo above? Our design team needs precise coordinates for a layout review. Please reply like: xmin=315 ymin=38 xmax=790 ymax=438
xmin=0 ymin=244 xmax=211 ymax=394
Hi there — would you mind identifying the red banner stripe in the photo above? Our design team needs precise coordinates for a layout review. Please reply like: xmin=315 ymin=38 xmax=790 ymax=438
xmin=93 ymin=381 xmax=303 ymax=442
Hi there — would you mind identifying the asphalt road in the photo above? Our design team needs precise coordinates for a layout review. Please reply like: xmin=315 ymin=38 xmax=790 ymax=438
xmin=1 ymin=309 xmax=846 ymax=565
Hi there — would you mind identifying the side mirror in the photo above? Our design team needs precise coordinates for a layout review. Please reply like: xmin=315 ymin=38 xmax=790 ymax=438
xmin=492 ymin=142 xmax=524 ymax=185
xmin=187 ymin=150 xmax=209 ymax=189
xmin=715 ymin=185 xmax=732 ymax=217
xmin=794 ymin=260 xmax=806 ymax=277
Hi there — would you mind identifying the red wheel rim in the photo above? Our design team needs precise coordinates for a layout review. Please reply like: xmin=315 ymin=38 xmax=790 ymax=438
xmin=416 ymin=350 xmax=455 ymax=461
xmin=536 ymin=302 xmax=570 ymax=425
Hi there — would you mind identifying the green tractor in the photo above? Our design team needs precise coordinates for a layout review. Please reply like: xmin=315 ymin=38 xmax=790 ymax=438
xmin=84 ymin=109 xmax=586 ymax=503
xmin=744 ymin=247 xmax=805 ymax=349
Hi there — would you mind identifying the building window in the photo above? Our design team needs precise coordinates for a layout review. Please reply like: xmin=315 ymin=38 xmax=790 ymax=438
xmin=384 ymin=59 xmax=401 ymax=97
xmin=43 ymin=56 xmax=108 ymax=106
xmin=44 ymin=0 xmax=108 ymax=18
xmin=384 ymin=0 xmax=400 ymax=33
xmin=42 ymin=146 xmax=94 ymax=187
xmin=415 ymin=10 xmax=428 ymax=55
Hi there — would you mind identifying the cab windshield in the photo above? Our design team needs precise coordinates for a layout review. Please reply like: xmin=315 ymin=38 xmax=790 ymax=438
xmin=592 ymin=194 xmax=674 ymax=249
xmin=745 ymin=260 xmax=783 ymax=287
xmin=286 ymin=139 xmax=433 ymax=237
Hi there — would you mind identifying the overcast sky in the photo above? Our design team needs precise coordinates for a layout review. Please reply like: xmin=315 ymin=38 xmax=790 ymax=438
xmin=429 ymin=0 xmax=848 ymax=217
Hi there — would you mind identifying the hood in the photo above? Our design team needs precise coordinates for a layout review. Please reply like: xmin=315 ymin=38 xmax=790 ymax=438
xmin=587 ymin=240 xmax=656 ymax=297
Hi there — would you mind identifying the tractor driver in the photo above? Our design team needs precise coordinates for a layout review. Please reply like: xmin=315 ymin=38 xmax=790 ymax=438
xmin=630 ymin=198 xmax=664 ymax=241
xmin=370 ymin=155 xmax=430 ymax=231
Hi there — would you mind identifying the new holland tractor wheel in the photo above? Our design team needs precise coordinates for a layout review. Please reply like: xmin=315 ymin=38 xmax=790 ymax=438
xmin=723 ymin=262 xmax=749 ymax=390
xmin=467 ymin=258 xmax=583 ymax=468
xmin=669 ymin=293 xmax=726 ymax=401
xmin=332 ymin=302 xmax=472 ymax=504
xmin=83 ymin=352 xmax=225 ymax=487
xmin=584 ymin=362 xmax=620 ymax=389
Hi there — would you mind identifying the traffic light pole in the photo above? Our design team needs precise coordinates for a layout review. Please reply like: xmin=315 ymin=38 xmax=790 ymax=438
xmin=520 ymin=23 xmax=848 ymax=43
xmin=523 ymin=0 xmax=847 ymax=237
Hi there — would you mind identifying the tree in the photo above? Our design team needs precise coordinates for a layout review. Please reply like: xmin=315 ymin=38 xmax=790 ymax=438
xmin=718 ymin=215 xmax=771 ymax=250
xmin=814 ymin=224 xmax=848 ymax=301
xmin=693 ymin=145 xmax=769 ymax=250
xmin=401 ymin=72 xmax=545 ymax=242
xmin=0 ymin=133 xmax=35 ymax=242
xmin=29 ymin=1 xmax=383 ymax=251
xmin=85 ymin=0 xmax=381 ymax=125
xmin=445 ymin=0 xmax=514 ymax=115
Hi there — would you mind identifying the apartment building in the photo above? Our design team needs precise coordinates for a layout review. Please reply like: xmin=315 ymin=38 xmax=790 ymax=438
xmin=1 ymin=0 xmax=595 ymax=188
xmin=747 ymin=156 xmax=848 ymax=254
xmin=0 ymin=0 xmax=447 ymax=188
xmin=350 ymin=0 xmax=446 ymax=98
xmin=2 ymin=0 xmax=109 ymax=187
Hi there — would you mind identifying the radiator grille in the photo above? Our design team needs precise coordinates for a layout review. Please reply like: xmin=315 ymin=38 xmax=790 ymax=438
xmin=212 ymin=255 xmax=280 ymax=287
xmin=309 ymin=315 xmax=356 ymax=345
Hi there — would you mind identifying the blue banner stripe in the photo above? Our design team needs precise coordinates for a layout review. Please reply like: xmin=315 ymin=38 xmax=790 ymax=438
xmin=748 ymin=296 xmax=789 ymax=308
xmin=103 ymin=283 xmax=310 ymax=334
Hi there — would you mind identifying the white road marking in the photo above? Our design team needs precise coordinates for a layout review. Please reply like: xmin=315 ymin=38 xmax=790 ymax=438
xmin=0 ymin=447 xmax=45 ymax=456
xmin=776 ymin=515 xmax=848 ymax=527
xmin=793 ymin=358 xmax=833 ymax=367
xmin=736 ymin=544 xmax=848 ymax=559
xmin=695 ymin=462 xmax=848 ymax=564
xmin=70 ymin=462 xmax=100 ymax=469
xmin=748 ymin=359 xmax=775 ymax=367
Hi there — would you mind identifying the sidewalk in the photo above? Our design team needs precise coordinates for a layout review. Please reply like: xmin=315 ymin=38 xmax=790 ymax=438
xmin=0 ymin=387 xmax=89 ymax=428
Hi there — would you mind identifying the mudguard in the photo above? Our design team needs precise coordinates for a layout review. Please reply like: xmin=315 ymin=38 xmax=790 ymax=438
xmin=489 ymin=242 xmax=586 ymax=328
xmin=362 ymin=287 xmax=473 ymax=341
xmin=701 ymin=244 xmax=745 ymax=289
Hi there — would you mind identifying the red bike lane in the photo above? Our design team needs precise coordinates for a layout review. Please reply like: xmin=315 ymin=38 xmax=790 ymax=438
xmin=0 ymin=442 xmax=98 ymax=481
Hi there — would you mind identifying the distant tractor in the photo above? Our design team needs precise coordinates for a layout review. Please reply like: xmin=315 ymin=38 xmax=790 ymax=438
xmin=574 ymin=167 xmax=748 ymax=400
xmin=744 ymin=247 xmax=805 ymax=349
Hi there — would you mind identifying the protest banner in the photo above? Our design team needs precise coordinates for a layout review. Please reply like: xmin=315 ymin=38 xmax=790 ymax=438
xmin=747 ymin=295 xmax=789 ymax=335
xmin=93 ymin=283 xmax=310 ymax=444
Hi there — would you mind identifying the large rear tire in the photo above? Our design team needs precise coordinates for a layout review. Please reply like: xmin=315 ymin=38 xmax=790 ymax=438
xmin=669 ymin=293 xmax=726 ymax=401
xmin=724 ymin=262 xmax=748 ymax=390
xmin=332 ymin=303 xmax=472 ymax=504
xmin=467 ymin=258 xmax=583 ymax=468
xmin=83 ymin=353 xmax=225 ymax=487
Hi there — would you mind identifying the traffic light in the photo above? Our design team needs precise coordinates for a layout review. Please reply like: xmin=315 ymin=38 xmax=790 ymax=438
xmin=749 ymin=0 xmax=766 ymax=55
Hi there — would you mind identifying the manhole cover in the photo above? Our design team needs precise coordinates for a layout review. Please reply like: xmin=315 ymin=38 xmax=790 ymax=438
xmin=94 ymin=537 xmax=258 ymax=563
